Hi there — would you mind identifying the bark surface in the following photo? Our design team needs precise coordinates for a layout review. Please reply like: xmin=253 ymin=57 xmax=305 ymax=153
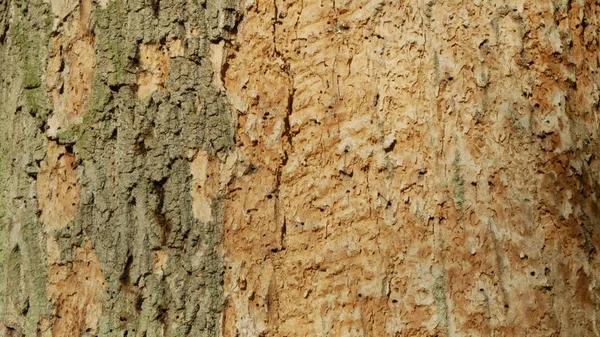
xmin=1 ymin=0 xmax=600 ymax=336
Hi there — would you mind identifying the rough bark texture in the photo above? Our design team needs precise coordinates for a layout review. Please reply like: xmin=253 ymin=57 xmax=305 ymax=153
xmin=1 ymin=0 xmax=600 ymax=336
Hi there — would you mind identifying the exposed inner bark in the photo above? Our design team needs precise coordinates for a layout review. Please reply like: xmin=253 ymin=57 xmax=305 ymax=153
xmin=1 ymin=0 xmax=600 ymax=337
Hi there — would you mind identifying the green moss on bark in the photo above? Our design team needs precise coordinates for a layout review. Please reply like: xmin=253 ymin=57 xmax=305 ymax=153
xmin=0 ymin=1 xmax=53 ymax=335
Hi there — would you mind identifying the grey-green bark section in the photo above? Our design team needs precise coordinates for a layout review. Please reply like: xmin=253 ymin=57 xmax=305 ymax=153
xmin=0 ymin=0 xmax=239 ymax=336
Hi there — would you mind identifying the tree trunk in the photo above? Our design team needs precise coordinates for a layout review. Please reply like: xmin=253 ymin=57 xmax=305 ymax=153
xmin=1 ymin=0 xmax=599 ymax=336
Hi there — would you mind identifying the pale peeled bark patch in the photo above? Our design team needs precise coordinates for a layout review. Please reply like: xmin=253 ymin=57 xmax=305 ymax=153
xmin=46 ymin=0 xmax=95 ymax=138
xmin=40 ymin=3 xmax=107 ymax=333
xmin=190 ymin=150 xmax=218 ymax=222
xmin=49 ymin=0 xmax=79 ymax=22
xmin=37 ymin=141 xmax=80 ymax=231
xmin=190 ymin=149 xmax=240 ymax=223
xmin=137 ymin=40 xmax=186 ymax=99
xmin=168 ymin=39 xmax=185 ymax=58
xmin=220 ymin=0 xmax=600 ymax=336
xmin=210 ymin=41 xmax=225 ymax=89
xmin=137 ymin=44 xmax=170 ymax=100
xmin=97 ymin=0 xmax=110 ymax=9
xmin=152 ymin=250 xmax=169 ymax=278
xmin=47 ymin=241 xmax=107 ymax=337
xmin=37 ymin=141 xmax=106 ymax=336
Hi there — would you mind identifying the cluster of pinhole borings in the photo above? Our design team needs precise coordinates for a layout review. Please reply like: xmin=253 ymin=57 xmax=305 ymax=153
xmin=217 ymin=0 xmax=600 ymax=336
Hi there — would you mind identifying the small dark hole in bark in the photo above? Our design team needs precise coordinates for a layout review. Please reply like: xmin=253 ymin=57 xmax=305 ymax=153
xmin=384 ymin=139 xmax=396 ymax=153
xmin=120 ymin=255 xmax=133 ymax=285
xmin=340 ymin=170 xmax=353 ymax=178
xmin=151 ymin=0 xmax=160 ymax=16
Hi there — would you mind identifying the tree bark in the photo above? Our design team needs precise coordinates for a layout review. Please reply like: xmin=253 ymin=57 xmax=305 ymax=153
xmin=1 ymin=0 xmax=600 ymax=336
